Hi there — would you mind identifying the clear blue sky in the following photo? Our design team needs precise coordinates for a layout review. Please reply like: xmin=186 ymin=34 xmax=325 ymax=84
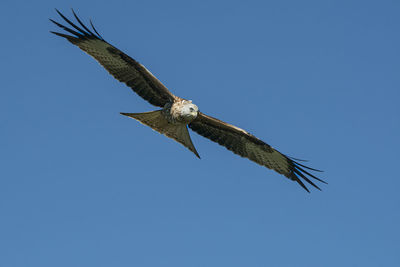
xmin=1 ymin=0 xmax=399 ymax=266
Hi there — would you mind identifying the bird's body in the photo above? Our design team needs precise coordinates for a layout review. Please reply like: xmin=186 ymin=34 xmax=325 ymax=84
xmin=122 ymin=99 xmax=201 ymax=158
xmin=50 ymin=9 xmax=326 ymax=192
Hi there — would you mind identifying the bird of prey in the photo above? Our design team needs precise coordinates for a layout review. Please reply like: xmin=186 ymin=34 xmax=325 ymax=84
xmin=50 ymin=9 xmax=326 ymax=192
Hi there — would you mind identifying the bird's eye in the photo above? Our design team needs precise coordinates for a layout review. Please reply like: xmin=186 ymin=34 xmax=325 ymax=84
xmin=190 ymin=107 xmax=194 ymax=112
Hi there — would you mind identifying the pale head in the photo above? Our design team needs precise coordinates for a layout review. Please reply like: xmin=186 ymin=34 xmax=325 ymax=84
xmin=180 ymin=101 xmax=199 ymax=121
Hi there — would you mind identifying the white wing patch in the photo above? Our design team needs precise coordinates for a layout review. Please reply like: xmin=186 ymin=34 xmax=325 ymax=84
xmin=244 ymin=142 xmax=290 ymax=174
xmin=77 ymin=39 xmax=139 ymax=82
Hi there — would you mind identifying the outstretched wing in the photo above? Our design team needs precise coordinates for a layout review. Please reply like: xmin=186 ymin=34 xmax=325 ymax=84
xmin=50 ymin=9 xmax=176 ymax=107
xmin=189 ymin=112 xmax=326 ymax=192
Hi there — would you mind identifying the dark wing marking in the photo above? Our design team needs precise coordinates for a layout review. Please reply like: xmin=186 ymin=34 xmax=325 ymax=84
xmin=189 ymin=112 xmax=326 ymax=192
xmin=50 ymin=9 xmax=175 ymax=107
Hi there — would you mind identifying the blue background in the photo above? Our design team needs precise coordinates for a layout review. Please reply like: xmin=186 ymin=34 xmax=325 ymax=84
xmin=1 ymin=0 xmax=399 ymax=266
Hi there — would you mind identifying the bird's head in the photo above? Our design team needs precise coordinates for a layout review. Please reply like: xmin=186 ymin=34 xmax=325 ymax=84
xmin=181 ymin=101 xmax=199 ymax=121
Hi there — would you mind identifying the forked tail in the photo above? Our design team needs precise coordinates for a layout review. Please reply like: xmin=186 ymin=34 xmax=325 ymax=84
xmin=121 ymin=110 xmax=200 ymax=158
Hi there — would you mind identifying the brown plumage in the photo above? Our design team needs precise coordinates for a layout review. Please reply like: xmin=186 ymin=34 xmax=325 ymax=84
xmin=50 ymin=9 xmax=326 ymax=192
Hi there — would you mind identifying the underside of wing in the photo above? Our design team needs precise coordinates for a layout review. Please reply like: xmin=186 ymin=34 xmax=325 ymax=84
xmin=189 ymin=112 xmax=326 ymax=192
xmin=50 ymin=9 xmax=176 ymax=107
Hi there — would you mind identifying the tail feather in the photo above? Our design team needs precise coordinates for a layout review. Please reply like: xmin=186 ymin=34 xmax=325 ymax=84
xmin=121 ymin=110 xmax=200 ymax=158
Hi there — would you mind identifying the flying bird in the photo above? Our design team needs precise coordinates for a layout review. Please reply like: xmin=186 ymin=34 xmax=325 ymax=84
xmin=50 ymin=9 xmax=326 ymax=192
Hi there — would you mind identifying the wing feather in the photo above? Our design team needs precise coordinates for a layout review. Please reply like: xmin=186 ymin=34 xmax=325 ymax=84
xmin=50 ymin=9 xmax=175 ymax=107
xmin=189 ymin=112 xmax=326 ymax=192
